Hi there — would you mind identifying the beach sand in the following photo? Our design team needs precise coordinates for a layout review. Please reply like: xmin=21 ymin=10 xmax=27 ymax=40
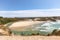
xmin=0 ymin=36 xmax=60 ymax=40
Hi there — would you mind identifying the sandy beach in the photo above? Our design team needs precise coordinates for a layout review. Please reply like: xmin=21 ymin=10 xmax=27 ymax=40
xmin=0 ymin=36 xmax=60 ymax=40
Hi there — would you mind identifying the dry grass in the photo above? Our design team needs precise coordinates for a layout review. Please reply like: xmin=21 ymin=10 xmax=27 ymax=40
xmin=0 ymin=36 xmax=60 ymax=40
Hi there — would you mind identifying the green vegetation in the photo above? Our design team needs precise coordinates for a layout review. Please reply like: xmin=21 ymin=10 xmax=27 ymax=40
xmin=0 ymin=17 xmax=21 ymax=24
xmin=0 ymin=16 xmax=58 ymax=24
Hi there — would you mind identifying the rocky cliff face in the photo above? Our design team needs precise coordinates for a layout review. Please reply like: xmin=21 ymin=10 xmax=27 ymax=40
xmin=0 ymin=25 xmax=11 ymax=36
xmin=46 ymin=29 xmax=60 ymax=36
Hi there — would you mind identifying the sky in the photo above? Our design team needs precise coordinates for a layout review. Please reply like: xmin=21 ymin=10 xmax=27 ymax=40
xmin=0 ymin=0 xmax=60 ymax=17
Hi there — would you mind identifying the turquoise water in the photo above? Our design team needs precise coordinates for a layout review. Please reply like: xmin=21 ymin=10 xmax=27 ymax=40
xmin=12 ymin=31 xmax=49 ymax=36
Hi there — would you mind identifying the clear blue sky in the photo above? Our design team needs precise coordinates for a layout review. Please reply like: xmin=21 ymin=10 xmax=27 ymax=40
xmin=0 ymin=0 xmax=60 ymax=11
xmin=0 ymin=0 xmax=60 ymax=17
